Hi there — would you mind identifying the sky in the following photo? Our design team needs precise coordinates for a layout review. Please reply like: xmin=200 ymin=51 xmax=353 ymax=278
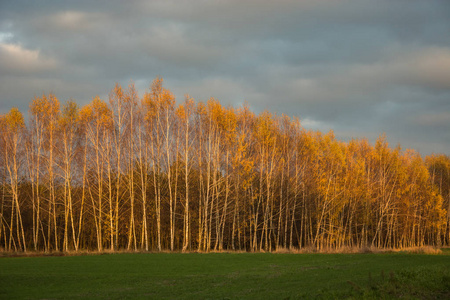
xmin=0 ymin=0 xmax=449 ymax=155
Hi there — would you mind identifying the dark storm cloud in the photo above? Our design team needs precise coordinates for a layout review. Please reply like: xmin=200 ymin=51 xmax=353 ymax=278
xmin=0 ymin=0 xmax=449 ymax=154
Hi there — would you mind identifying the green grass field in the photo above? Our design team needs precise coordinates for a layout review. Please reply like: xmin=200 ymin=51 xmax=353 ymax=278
xmin=1 ymin=252 xmax=449 ymax=299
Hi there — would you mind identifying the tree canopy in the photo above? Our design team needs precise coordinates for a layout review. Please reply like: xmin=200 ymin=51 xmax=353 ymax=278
xmin=1 ymin=78 xmax=449 ymax=252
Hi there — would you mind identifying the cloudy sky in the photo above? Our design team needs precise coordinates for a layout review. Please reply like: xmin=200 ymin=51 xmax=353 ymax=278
xmin=1 ymin=0 xmax=449 ymax=155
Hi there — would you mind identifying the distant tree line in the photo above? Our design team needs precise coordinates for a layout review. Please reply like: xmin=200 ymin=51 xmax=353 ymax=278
xmin=1 ymin=77 xmax=449 ymax=252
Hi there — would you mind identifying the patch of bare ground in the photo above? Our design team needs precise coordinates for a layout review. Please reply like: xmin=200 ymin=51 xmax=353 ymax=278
xmin=0 ymin=245 xmax=444 ymax=257
xmin=272 ymin=245 xmax=443 ymax=254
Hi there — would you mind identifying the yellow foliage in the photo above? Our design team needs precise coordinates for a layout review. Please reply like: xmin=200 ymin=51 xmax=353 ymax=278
xmin=59 ymin=100 xmax=79 ymax=128
xmin=5 ymin=107 xmax=25 ymax=132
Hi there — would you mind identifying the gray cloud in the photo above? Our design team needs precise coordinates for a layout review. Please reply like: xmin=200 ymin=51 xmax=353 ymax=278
xmin=0 ymin=0 xmax=449 ymax=155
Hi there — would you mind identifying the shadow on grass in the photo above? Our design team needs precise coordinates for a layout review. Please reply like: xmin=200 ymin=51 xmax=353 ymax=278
xmin=338 ymin=267 xmax=450 ymax=299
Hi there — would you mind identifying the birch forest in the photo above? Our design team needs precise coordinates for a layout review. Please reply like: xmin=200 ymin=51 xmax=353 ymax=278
xmin=1 ymin=78 xmax=449 ymax=252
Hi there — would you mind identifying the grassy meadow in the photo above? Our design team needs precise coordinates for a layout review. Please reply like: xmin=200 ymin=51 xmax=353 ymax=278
xmin=1 ymin=251 xmax=449 ymax=299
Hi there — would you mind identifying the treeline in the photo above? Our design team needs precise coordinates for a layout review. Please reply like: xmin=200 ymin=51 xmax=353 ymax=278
xmin=1 ymin=78 xmax=449 ymax=252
